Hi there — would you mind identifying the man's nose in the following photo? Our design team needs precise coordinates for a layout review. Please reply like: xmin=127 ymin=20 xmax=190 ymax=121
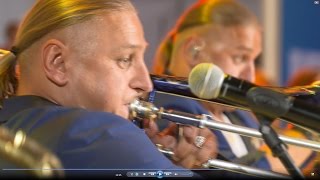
xmin=240 ymin=63 xmax=256 ymax=83
xmin=131 ymin=62 xmax=153 ymax=93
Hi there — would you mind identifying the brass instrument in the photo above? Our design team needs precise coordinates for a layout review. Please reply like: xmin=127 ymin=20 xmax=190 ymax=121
xmin=156 ymin=144 xmax=289 ymax=179
xmin=0 ymin=126 xmax=64 ymax=178
xmin=130 ymin=100 xmax=320 ymax=151
xmin=128 ymin=99 xmax=320 ymax=179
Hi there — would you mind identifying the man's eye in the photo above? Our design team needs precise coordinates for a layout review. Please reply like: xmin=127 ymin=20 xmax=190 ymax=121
xmin=232 ymin=55 xmax=247 ymax=64
xmin=116 ymin=57 xmax=132 ymax=69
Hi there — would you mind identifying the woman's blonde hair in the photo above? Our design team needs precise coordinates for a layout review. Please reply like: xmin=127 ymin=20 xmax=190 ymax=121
xmin=0 ymin=0 xmax=134 ymax=105
xmin=152 ymin=0 xmax=258 ymax=75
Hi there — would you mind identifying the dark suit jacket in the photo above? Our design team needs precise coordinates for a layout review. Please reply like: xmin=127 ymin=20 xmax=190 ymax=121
xmin=0 ymin=95 xmax=186 ymax=177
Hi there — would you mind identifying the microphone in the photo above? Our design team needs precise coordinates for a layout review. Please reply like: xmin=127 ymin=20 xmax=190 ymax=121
xmin=188 ymin=63 xmax=320 ymax=132
xmin=150 ymin=74 xmax=243 ymax=109
xmin=150 ymin=74 xmax=319 ymax=109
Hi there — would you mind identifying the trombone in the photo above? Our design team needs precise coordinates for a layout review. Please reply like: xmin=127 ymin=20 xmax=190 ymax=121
xmin=130 ymin=100 xmax=320 ymax=152
xmin=129 ymin=99 xmax=320 ymax=178
xmin=156 ymin=144 xmax=289 ymax=179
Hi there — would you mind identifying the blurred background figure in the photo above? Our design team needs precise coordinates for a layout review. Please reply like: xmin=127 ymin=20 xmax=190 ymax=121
xmin=151 ymin=0 xmax=317 ymax=176
xmin=254 ymin=54 xmax=275 ymax=86
xmin=152 ymin=0 xmax=268 ymax=172
xmin=0 ymin=21 xmax=19 ymax=50
xmin=287 ymin=66 xmax=320 ymax=87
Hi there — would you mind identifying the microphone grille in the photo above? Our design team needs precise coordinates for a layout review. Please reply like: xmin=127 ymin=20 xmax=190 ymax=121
xmin=188 ymin=63 xmax=224 ymax=99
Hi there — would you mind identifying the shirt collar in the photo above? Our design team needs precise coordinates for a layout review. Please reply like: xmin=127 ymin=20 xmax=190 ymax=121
xmin=0 ymin=95 xmax=58 ymax=123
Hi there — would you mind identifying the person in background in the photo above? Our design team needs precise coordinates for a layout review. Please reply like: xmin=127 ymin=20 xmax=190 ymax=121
xmin=254 ymin=54 xmax=275 ymax=86
xmin=152 ymin=0 xmax=316 ymax=176
xmin=0 ymin=0 xmax=218 ymax=177
xmin=287 ymin=66 xmax=320 ymax=87
xmin=0 ymin=21 xmax=19 ymax=50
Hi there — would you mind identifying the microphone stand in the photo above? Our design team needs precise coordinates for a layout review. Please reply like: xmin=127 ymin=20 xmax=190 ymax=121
xmin=253 ymin=113 xmax=304 ymax=179
xmin=246 ymin=86 xmax=307 ymax=178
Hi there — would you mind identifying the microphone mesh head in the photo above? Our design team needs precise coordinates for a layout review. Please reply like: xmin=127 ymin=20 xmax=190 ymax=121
xmin=188 ymin=63 xmax=224 ymax=99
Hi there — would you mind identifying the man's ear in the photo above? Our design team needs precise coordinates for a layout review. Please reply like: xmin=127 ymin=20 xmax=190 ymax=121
xmin=182 ymin=36 xmax=206 ymax=68
xmin=42 ymin=39 xmax=68 ymax=86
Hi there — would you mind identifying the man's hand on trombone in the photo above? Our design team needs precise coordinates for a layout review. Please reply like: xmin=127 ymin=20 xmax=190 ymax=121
xmin=143 ymin=119 xmax=218 ymax=168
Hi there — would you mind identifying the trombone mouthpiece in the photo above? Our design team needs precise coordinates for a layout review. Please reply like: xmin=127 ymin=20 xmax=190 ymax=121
xmin=129 ymin=99 xmax=159 ymax=120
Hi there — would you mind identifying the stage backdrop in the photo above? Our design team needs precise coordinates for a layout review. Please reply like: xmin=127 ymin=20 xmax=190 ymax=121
xmin=280 ymin=0 xmax=320 ymax=85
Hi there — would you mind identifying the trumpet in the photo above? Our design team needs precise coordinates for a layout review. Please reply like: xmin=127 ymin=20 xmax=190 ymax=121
xmin=130 ymin=99 xmax=292 ymax=178
xmin=0 ymin=126 xmax=64 ymax=178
